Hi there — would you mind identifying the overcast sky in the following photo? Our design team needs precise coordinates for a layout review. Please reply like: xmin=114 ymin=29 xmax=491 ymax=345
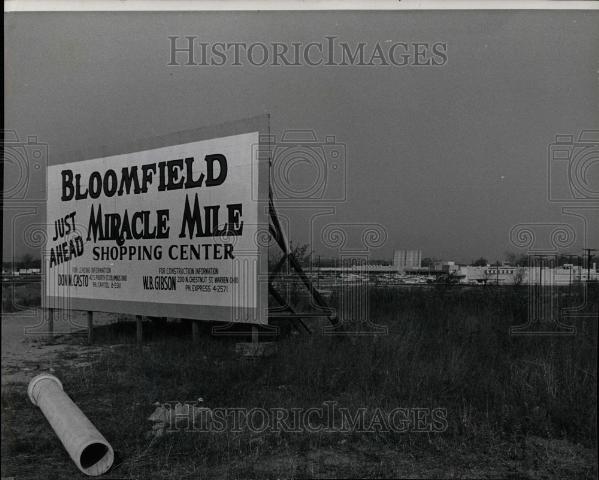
xmin=4 ymin=11 xmax=599 ymax=263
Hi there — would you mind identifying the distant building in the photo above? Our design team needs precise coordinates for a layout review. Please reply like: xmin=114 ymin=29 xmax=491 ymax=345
xmin=393 ymin=250 xmax=422 ymax=271
xmin=17 ymin=268 xmax=40 ymax=275
xmin=309 ymin=249 xmax=597 ymax=285
xmin=458 ymin=264 xmax=597 ymax=285
xmin=316 ymin=264 xmax=397 ymax=273
xmin=432 ymin=261 xmax=459 ymax=274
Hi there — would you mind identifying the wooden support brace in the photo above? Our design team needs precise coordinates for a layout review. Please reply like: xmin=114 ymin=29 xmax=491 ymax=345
xmin=48 ymin=308 xmax=54 ymax=337
xmin=136 ymin=315 xmax=143 ymax=344
xmin=87 ymin=311 xmax=93 ymax=345
xmin=266 ymin=191 xmax=336 ymax=331
xmin=192 ymin=320 xmax=199 ymax=343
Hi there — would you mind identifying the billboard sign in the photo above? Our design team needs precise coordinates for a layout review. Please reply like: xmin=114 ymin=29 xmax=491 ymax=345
xmin=45 ymin=115 xmax=270 ymax=324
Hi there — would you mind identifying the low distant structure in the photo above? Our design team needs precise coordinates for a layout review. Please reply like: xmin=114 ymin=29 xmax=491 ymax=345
xmin=431 ymin=261 xmax=459 ymax=274
xmin=2 ymin=267 xmax=41 ymax=277
xmin=308 ymin=250 xmax=597 ymax=286
xmin=459 ymin=263 xmax=597 ymax=285
xmin=18 ymin=268 xmax=41 ymax=275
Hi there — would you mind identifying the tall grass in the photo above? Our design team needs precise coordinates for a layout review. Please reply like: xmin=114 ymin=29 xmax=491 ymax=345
xmin=2 ymin=284 xmax=596 ymax=478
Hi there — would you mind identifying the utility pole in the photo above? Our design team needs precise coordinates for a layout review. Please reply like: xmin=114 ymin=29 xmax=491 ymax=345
xmin=496 ymin=260 xmax=500 ymax=285
xmin=318 ymin=255 xmax=321 ymax=288
xmin=582 ymin=248 xmax=597 ymax=282
xmin=564 ymin=253 xmax=576 ymax=283
xmin=564 ymin=254 xmax=577 ymax=293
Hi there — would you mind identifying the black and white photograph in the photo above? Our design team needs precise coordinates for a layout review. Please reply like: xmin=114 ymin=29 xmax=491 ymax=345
xmin=2 ymin=1 xmax=598 ymax=478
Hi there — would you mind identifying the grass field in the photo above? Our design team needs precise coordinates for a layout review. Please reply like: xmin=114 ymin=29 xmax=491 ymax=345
xmin=1 ymin=285 xmax=597 ymax=479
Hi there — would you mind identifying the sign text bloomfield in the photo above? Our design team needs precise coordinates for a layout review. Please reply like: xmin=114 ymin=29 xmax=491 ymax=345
xmin=45 ymin=116 xmax=269 ymax=324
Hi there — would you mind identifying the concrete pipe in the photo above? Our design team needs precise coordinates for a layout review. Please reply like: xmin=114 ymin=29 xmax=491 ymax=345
xmin=27 ymin=373 xmax=114 ymax=476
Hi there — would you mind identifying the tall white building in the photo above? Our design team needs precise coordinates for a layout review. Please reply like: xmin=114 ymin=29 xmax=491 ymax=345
xmin=394 ymin=250 xmax=422 ymax=271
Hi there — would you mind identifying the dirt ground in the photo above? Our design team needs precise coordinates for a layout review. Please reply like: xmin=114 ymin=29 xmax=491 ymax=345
xmin=1 ymin=308 xmax=119 ymax=386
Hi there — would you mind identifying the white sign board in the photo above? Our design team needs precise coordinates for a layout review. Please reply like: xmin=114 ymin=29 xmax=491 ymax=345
xmin=45 ymin=116 xmax=269 ymax=324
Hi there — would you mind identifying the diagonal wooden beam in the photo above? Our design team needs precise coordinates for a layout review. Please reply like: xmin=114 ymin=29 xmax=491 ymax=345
xmin=268 ymin=188 xmax=335 ymax=329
